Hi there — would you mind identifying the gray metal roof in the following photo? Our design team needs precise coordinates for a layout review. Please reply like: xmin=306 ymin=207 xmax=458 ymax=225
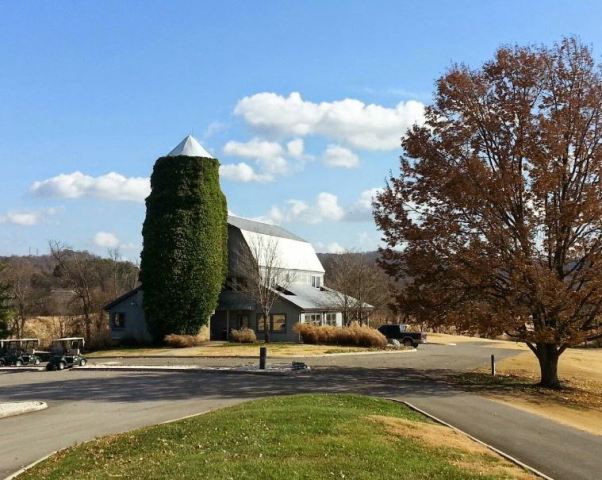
xmin=167 ymin=135 xmax=213 ymax=158
xmin=227 ymin=215 xmax=306 ymax=242
xmin=278 ymin=285 xmax=341 ymax=310
xmin=277 ymin=284 xmax=374 ymax=311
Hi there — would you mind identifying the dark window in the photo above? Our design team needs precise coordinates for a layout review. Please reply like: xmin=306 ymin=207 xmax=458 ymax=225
xmin=112 ymin=312 xmax=126 ymax=329
xmin=257 ymin=314 xmax=286 ymax=333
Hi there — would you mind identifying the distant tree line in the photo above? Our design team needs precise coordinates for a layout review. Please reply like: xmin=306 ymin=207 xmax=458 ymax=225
xmin=0 ymin=244 xmax=139 ymax=346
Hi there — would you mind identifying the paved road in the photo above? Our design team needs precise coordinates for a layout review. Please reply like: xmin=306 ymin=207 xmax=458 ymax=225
xmin=1 ymin=343 xmax=600 ymax=480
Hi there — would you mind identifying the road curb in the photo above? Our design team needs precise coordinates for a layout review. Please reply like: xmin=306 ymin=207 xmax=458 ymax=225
xmin=390 ymin=399 xmax=554 ymax=480
xmin=0 ymin=401 xmax=47 ymax=419
xmin=0 ymin=367 xmax=44 ymax=372
xmin=74 ymin=365 xmax=308 ymax=375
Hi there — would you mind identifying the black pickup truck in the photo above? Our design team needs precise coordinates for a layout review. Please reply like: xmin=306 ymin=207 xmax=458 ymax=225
xmin=378 ymin=324 xmax=427 ymax=348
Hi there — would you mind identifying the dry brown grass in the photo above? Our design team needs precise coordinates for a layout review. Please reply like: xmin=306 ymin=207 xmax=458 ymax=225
xmin=230 ymin=327 xmax=257 ymax=343
xmin=294 ymin=322 xmax=387 ymax=348
xmin=23 ymin=316 xmax=111 ymax=349
xmin=88 ymin=342 xmax=370 ymax=358
xmin=370 ymin=415 xmax=535 ymax=479
xmin=163 ymin=333 xmax=208 ymax=348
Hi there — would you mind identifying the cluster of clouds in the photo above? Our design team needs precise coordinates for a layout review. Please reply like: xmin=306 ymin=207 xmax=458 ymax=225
xmin=14 ymin=91 xmax=413 ymax=254
xmin=30 ymin=171 xmax=150 ymax=203
xmin=219 ymin=137 xmax=308 ymax=182
xmin=261 ymin=187 xmax=382 ymax=225
xmin=234 ymin=91 xmax=425 ymax=150
xmin=0 ymin=207 xmax=62 ymax=226
xmin=218 ymin=91 xmax=425 ymax=182
xmin=92 ymin=231 xmax=139 ymax=252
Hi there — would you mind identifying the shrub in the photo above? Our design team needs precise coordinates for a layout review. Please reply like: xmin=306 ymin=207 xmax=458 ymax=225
xmin=164 ymin=333 xmax=207 ymax=348
xmin=293 ymin=322 xmax=387 ymax=348
xmin=230 ymin=327 xmax=257 ymax=343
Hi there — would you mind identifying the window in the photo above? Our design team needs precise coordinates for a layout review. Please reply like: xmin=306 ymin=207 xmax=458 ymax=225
xmin=257 ymin=314 xmax=286 ymax=333
xmin=324 ymin=313 xmax=337 ymax=326
xmin=272 ymin=314 xmax=286 ymax=333
xmin=311 ymin=275 xmax=322 ymax=288
xmin=112 ymin=312 xmax=126 ymax=329
xmin=305 ymin=313 xmax=322 ymax=325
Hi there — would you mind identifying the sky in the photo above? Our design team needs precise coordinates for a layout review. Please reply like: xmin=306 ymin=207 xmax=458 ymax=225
xmin=2 ymin=0 xmax=602 ymax=260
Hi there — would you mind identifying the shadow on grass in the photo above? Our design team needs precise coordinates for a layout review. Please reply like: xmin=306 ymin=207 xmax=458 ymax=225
xmin=450 ymin=371 xmax=602 ymax=411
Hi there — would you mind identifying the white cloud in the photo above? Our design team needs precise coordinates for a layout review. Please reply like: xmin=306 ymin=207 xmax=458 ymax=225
xmin=219 ymin=163 xmax=270 ymax=182
xmin=266 ymin=192 xmax=344 ymax=224
xmin=263 ymin=187 xmax=382 ymax=225
xmin=31 ymin=171 xmax=150 ymax=203
xmin=286 ymin=138 xmax=305 ymax=158
xmin=93 ymin=231 xmax=120 ymax=248
xmin=322 ymin=144 xmax=360 ymax=169
xmin=0 ymin=207 xmax=61 ymax=226
xmin=223 ymin=138 xmax=288 ymax=175
xmin=316 ymin=192 xmax=345 ymax=221
xmin=346 ymin=187 xmax=383 ymax=221
xmin=234 ymin=91 xmax=425 ymax=150
xmin=326 ymin=242 xmax=346 ymax=254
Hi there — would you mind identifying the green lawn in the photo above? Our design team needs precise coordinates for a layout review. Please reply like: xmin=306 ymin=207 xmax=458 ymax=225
xmin=20 ymin=394 xmax=533 ymax=480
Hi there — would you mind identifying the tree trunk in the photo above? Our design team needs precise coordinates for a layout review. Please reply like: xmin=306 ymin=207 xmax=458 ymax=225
xmin=535 ymin=343 xmax=561 ymax=389
xmin=263 ymin=314 xmax=270 ymax=343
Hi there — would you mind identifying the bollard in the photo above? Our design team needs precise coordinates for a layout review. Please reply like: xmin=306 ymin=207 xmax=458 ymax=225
xmin=259 ymin=346 xmax=267 ymax=370
xmin=491 ymin=354 xmax=496 ymax=376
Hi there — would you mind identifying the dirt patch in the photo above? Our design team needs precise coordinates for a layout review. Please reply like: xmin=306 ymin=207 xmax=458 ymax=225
xmin=370 ymin=415 xmax=535 ymax=479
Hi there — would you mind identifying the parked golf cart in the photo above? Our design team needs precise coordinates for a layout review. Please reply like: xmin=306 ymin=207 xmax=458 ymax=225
xmin=0 ymin=338 xmax=41 ymax=366
xmin=46 ymin=337 xmax=87 ymax=370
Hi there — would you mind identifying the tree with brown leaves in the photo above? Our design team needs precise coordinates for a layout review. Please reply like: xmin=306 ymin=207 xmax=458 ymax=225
xmin=374 ymin=38 xmax=602 ymax=388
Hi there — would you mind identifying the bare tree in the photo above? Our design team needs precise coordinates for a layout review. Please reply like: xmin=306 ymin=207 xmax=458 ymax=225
xmin=1 ymin=258 xmax=40 ymax=337
xmin=325 ymin=252 xmax=392 ymax=325
xmin=49 ymin=241 xmax=98 ymax=341
xmin=238 ymin=235 xmax=295 ymax=343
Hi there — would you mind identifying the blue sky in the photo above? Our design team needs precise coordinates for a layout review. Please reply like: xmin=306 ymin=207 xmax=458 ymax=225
xmin=2 ymin=1 xmax=602 ymax=259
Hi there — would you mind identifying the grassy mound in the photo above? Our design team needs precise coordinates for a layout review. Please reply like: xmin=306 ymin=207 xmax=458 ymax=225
xmin=20 ymin=394 xmax=533 ymax=479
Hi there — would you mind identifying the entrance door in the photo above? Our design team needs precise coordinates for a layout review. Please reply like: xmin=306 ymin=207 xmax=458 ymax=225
xmin=237 ymin=314 xmax=250 ymax=329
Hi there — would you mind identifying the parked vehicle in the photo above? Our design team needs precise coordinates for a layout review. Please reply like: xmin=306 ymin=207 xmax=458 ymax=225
xmin=46 ymin=337 xmax=87 ymax=371
xmin=0 ymin=338 xmax=41 ymax=366
xmin=377 ymin=324 xmax=427 ymax=348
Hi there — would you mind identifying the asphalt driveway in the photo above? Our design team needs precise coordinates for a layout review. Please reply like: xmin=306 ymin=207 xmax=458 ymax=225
xmin=1 ymin=342 xmax=600 ymax=480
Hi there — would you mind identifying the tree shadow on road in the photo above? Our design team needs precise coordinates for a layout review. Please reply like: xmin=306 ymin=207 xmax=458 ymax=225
xmin=0 ymin=367 xmax=461 ymax=404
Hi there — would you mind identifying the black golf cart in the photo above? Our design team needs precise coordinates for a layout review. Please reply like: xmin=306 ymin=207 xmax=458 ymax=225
xmin=0 ymin=338 xmax=41 ymax=366
xmin=46 ymin=337 xmax=87 ymax=370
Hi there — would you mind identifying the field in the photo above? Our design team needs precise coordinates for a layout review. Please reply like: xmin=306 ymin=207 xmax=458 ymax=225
xmin=19 ymin=394 xmax=535 ymax=480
